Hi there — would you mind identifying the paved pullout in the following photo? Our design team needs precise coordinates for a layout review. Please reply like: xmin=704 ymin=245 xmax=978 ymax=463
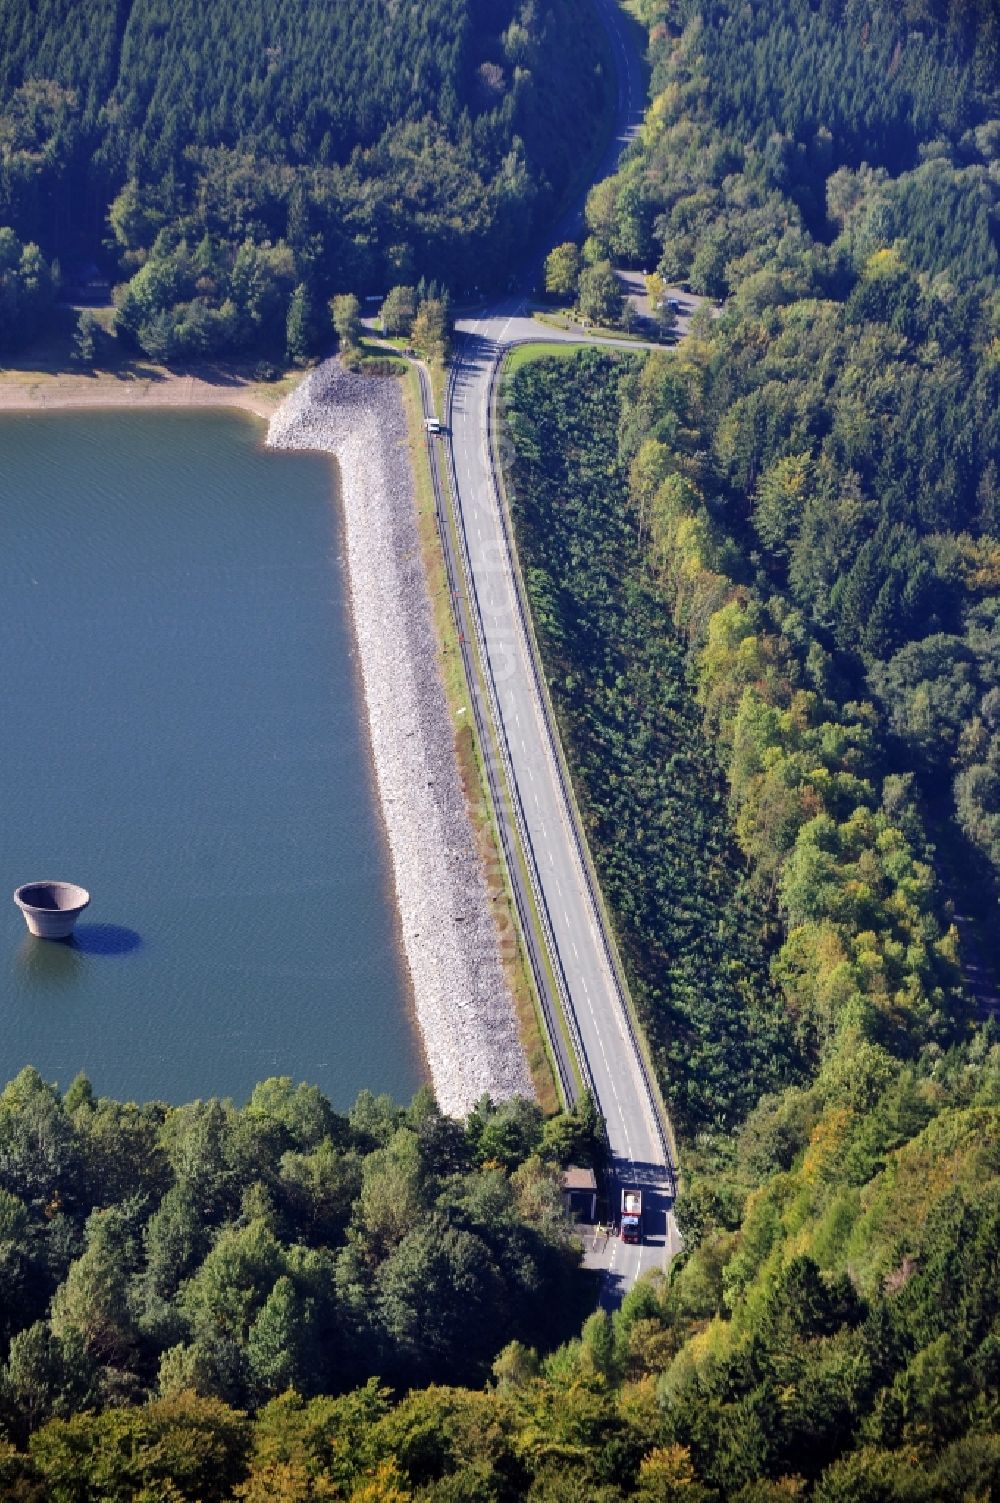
xmin=442 ymin=0 xmax=680 ymax=1295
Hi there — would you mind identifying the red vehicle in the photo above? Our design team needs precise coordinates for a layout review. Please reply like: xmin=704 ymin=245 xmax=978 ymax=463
xmin=620 ymin=1188 xmax=643 ymax=1244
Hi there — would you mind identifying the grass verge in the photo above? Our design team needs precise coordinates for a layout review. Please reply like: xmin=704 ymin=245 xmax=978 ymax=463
xmin=504 ymin=342 xmax=581 ymax=374
xmin=343 ymin=338 xmax=407 ymax=375
xmin=531 ymin=308 xmax=664 ymax=344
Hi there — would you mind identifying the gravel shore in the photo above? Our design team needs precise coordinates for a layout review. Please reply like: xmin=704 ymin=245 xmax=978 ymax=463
xmin=268 ymin=359 xmax=531 ymax=1116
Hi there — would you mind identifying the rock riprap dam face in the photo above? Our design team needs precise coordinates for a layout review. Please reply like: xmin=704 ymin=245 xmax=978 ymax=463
xmin=268 ymin=362 xmax=532 ymax=1116
xmin=0 ymin=407 xmax=421 ymax=1106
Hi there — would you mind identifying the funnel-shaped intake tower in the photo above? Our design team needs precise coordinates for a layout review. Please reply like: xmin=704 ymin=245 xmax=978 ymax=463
xmin=15 ymin=881 xmax=90 ymax=939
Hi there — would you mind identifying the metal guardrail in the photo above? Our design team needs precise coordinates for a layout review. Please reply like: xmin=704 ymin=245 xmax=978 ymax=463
xmin=414 ymin=362 xmax=588 ymax=1106
xmin=486 ymin=344 xmax=678 ymax=1189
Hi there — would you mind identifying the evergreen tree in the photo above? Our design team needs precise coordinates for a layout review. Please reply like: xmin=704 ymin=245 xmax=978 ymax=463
xmin=71 ymin=310 xmax=98 ymax=367
xmin=284 ymin=283 xmax=315 ymax=365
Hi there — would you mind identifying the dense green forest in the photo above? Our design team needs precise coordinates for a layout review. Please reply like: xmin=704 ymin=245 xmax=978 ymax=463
xmin=587 ymin=0 xmax=1000 ymax=911
xmin=0 ymin=1068 xmax=601 ymax=1441
xmin=502 ymin=352 xmax=797 ymax=1135
xmin=0 ymin=1041 xmax=997 ymax=1498
xmin=503 ymin=331 xmax=970 ymax=1135
xmin=487 ymin=0 xmax=1000 ymax=1489
xmin=0 ymin=0 xmax=608 ymax=359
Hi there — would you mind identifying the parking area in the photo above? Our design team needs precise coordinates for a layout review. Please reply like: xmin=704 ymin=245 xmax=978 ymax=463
xmin=615 ymin=269 xmax=707 ymax=336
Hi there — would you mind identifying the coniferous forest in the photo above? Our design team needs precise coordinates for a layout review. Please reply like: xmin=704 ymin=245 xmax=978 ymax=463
xmin=585 ymin=0 xmax=1000 ymax=940
xmin=0 ymin=0 xmax=608 ymax=358
xmin=0 ymin=0 xmax=1000 ymax=1497
xmin=500 ymin=0 xmax=1000 ymax=1492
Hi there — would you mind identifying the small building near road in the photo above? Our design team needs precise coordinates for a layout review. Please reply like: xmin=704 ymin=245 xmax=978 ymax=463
xmin=562 ymin=1165 xmax=597 ymax=1224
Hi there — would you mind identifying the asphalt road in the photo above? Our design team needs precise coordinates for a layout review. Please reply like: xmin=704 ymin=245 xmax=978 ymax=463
xmin=440 ymin=0 xmax=679 ymax=1298
xmin=416 ymin=363 xmax=584 ymax=1106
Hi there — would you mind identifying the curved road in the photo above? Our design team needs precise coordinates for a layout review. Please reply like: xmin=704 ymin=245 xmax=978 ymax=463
xmin=441 ymin=0 xmax=680 ymax=1299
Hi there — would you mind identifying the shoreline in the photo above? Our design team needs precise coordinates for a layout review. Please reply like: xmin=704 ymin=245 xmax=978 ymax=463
xmin=267 ymin=359 xmax=531 ymax=1116
xmin=0 ymin=368 xmax=282 ymax=420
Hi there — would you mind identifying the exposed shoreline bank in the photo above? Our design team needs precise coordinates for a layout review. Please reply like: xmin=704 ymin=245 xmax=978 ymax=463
xmin=0 ymin=368 xmax=280 ymax=419
xmin=267 ymin=359 xmax=531 ymax=1116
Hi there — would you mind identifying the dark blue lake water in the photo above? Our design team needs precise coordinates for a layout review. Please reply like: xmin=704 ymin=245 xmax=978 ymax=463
xmin=0 ymin=408 xmax=422 ymax=1107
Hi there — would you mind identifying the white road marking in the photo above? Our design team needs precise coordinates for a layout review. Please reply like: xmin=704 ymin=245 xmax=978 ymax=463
xmin=440 ymin=9 xmax=671 ymax=1288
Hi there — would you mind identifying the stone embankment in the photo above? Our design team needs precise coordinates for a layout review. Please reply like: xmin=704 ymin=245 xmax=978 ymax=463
xmin=268 ymin=359 xmax=531 ymax=1116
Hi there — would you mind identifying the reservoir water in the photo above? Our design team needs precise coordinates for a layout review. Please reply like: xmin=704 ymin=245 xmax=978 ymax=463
xmin=0 ymin=408 xmax=422 ymax=1107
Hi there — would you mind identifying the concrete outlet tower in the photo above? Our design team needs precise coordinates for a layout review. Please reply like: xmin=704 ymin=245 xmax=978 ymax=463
xmin=14 ymin=881 xmax=91 ymax=939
